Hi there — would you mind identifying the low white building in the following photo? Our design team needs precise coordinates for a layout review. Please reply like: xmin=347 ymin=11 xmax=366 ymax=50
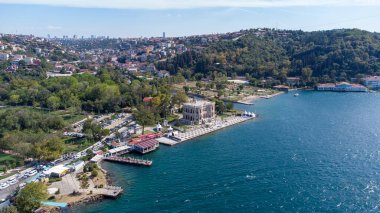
xmin=90 ymin=154 xmax=103 ymax=163
xmin=23 ymin=57 xmax=34 ymax=65
xmin=316 ymin=82 xmax=368 ymax=92
xmin=68 ymin=161 xmax=85 ymax=172
xmin=47 ymin=72 xmax=73 ymax=78
xmin=43 ymin=164 xmax=69 ymax=178
xmin=0 ymin=53 xmax=9 ymax=61
xmin=158 ymin=70 xmax=170 ymax=78
xmin=35 ymin=48 xmax=42 ymax=54
xmin=363 ymin=76 xmax=380 ymax=89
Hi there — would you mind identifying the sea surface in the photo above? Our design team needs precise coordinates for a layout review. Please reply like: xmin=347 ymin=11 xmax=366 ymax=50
xmin=73 ymin=91 xmax=380 ymax=212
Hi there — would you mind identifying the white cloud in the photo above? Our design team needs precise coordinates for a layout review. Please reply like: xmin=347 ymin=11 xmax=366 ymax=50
xmin=0 ymin=0 xmax=379 ymax=9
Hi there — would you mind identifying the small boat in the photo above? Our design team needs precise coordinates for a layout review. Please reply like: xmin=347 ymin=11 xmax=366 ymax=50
xmin=294 ymin=93 xmax=299 ymax=97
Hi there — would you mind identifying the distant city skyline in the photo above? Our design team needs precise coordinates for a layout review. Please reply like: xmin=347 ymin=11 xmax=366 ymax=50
xmin=1 ymin=2 xmax=380 ymax=38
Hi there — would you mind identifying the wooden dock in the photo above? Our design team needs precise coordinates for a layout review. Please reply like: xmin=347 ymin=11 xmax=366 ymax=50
xmin=103 ymin=156 xmax=152 ymax=166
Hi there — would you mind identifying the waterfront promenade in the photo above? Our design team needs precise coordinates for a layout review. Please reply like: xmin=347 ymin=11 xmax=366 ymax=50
xmin=161 ymin=115 xmax=255 ymax=145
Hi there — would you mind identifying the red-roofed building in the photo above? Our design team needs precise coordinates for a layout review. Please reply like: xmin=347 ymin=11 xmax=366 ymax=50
xmin=143 ymin=97 xmax=153 ymax=102
xmin=363 ymin=76 xmax=380 ymax=89
xmin=316 ymin=82 xmax=367 ymax=92
xmin=132 ymin=139 xmax=159 ymax=154
xmin=129 ymin=133 xmax=162 ymax=145
xmin=111 ymin=141 xmax=121 ymax=148
xmin=273 ymin=85 xmax=290 ymax=92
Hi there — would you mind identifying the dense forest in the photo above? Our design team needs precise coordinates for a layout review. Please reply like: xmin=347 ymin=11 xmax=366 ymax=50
xmin=157 ymin=29 xmax=380 ymax=85
xmin=0 ymin=68 xmax=188 ymax=163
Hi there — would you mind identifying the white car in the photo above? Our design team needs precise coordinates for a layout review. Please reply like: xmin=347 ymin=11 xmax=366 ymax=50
xmin=18 ymin=183 xmax=26 ymax=189
xmin=0 ymin=182 xmax=9 ymax=190
xmin=28 ymin=170 xmax=38 ymax=176
xmin=7 ymin=178 xmax=17 ymax=185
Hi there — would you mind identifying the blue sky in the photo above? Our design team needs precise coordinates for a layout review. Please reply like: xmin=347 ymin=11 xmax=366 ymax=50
xmin=1 ymin=1 xmax=380 ymax=38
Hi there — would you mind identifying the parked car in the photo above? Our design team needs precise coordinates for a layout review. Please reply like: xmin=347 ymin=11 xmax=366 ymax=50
xmin=7 ymin=178 xmax=17 ymax=185
xmin=28 ymin=170 xmax=38 ymax=176
xmin=16 ymin=174 xmax=23 ymax=179
xmin=18 ymin=183 xmax=26 ymax=189
xmin=0 ymin=182 xmax=9 ymax=190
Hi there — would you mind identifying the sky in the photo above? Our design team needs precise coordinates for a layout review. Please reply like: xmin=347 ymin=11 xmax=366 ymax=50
xmin=1 ymin=0 xmax=380 ymax=38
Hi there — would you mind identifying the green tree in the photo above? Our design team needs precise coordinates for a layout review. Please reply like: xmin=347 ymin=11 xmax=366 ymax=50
xmin=133 ymin=105 xmax=155 ymax=135
xmin=226 ymin=102 xmax=234 ymax=111
xmin=15 ymin=182 xmax=47 ymax=213
xmin=195 ymin=81 xmax=203 ymax=90
xmin=215 ymin=100 xmax=226 ymax=115
xmin=231 ymin=72 xmax=237 ymax=79
xmin=82 ymin=119 xmax=109 ymax=142
xmin=0 ymin=205 xmax=18 ymax=213
xmin=302 ymin=68 xmax=313 ymax=83
xmin=46 ymin=96 xmax=61 ymax=111
xmin=91 ymin=170 xmax=98 ymax=177
xmin=172 ymin=90 xmax=188 ymax=108
xmin=9 ymin=95 xmax=21 ymax=106
xmin=33 ymin=136 xmax=64 ymax=161
xmin=183 ymin=86 xmax=190 ymax=93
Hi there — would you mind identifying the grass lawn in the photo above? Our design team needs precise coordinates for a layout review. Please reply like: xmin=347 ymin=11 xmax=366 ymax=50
xmin=166 ymin=114 xmax=179 ymax=123
xmin=0 ymin=173 xmax=15 ymax=180
xmin=0 ymin=153 xmax=23 ymax=171
xmin=63 ymin=137 xmax=92 ymax=153
xmin=0 ymin=153 xmax=19 ymax=161
xmin=55 ymin=112 xmax=87 ymax=125
xmin=0 ymin=106 xmax=86 ymax=125
xmin=219 ymin=114 xmax=230 ymax=119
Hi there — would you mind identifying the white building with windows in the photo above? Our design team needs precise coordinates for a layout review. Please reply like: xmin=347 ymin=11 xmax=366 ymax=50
xmin=363 ymin=76 xmax=380 ymax=89
xmin=316 ymin=82 xmax=367 ymax=92
xmin=0 ymin=53 xmax=9 ymax=61
xmin=182 ymin=101 xmax=216 ymax=125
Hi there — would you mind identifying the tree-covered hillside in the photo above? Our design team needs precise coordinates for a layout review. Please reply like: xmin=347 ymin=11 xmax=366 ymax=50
xmin=157 ymin=29 xmax=380 ymax=84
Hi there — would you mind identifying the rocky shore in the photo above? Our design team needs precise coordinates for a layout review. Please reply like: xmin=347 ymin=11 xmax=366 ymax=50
xmin=42 ymin=162 xmax=121 ymax=212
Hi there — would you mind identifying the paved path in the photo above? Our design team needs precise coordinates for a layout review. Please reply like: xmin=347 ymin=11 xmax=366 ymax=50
xmin=173 ymin=115 xmax=255 ymax=143
xmin=156 ymin=137 xmax=178 ymax=146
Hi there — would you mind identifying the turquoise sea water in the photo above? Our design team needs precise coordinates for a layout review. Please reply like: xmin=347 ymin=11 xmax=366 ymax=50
xmin=73 ymin=91 xmax=380 ymax=212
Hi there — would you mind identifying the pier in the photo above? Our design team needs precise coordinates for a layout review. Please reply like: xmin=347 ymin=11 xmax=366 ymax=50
xmin=103 ymin=156 xmax=153 ymax=166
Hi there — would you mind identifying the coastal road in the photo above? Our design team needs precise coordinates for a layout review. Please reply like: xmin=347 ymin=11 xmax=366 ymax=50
xmin=0 ymin=113 xmax=133 ymax=202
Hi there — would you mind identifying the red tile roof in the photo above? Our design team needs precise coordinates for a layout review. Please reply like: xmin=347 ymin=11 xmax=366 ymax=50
xmin=364 ymin=76 xmax=380 ymax=81
xmin=129 ymin=133 xmax=162 ymax=145
xmin=134 ymin=139 xmax=158 ymax=149
xmin=273 ymin=85 xmax=289 ymax=89
xmin=143 ymin=97 xmax=153 ymax=102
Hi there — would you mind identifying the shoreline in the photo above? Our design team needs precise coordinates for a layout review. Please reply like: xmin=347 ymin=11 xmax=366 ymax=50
xmin=188 ymin=91 xmax=284 ymax=106
xmin=57 ymin=90 xmax=283 ymax=211
xmin=166 ymin=115 xmax=256 ymax=145
xmin=232 ymin=95 xmax=258 ymax=105
xmin=259 ymin=91 xmax=284 ymax=99
xmin=235 ymin=91 xmax=284 ymax=105
xmin=43 ymin=163 xmax=119 ymax=212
